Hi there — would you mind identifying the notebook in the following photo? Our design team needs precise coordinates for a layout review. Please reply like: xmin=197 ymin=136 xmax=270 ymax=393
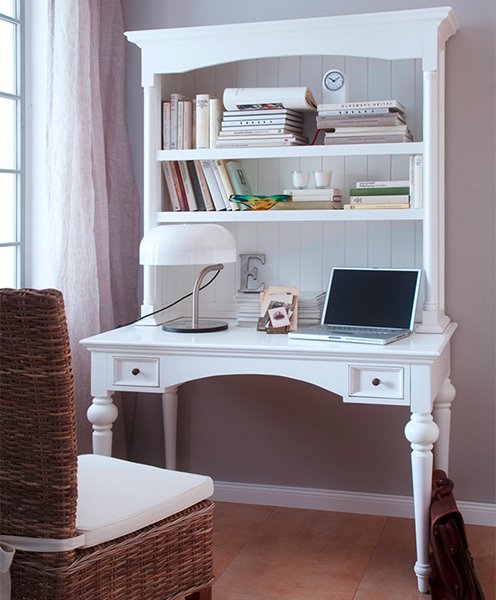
xmin=288 ymin=267 xmax=422 ymax=345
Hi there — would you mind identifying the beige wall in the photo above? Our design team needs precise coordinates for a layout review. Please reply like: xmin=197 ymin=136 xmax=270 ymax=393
xmin=122 ymin=0 xmax=495 ymax=504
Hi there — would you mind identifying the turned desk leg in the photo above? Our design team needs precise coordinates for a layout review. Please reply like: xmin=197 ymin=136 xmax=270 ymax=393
xmin=433 ymin=378 xmax=456 ymax=473
xmin=404 ymin=412 xmax=439 ymax=593
xmin=87 ymin=394 xmax=118 ymax=456
xmin=162 ymin=386 xmax=179 ymax=469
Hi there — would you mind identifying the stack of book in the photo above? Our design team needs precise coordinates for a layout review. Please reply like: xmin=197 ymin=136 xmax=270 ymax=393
xmin=316 ymin=100 xmax=413 ymax=145
xmin=216 ymin=87 xmax=317 ymax=148
xmin=344 ymin=179 xmax=411 ymax=210
xmin=235 ymin=291 xmax=325 ymax=328
xmin=162 ymin=159 xmax=253 ymax=212
xmin=216 ymin=108 xmax=308 ymax=148
xmin=279 ymin=188 xmax=343 ymax=210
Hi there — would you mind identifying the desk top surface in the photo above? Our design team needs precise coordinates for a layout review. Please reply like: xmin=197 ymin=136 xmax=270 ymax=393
xmin=81 ymin=320 xmax=457 ymax=362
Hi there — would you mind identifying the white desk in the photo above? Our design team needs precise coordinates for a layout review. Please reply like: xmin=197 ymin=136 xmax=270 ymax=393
xmin=81 ymin=321 xmax=457 ymax=593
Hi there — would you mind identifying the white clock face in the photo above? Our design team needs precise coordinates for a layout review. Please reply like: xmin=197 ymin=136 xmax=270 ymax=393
xmin=324 ymin=70 xmax=344 ymax=91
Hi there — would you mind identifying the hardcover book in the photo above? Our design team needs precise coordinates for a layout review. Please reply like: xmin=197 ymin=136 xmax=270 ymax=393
xmin=225 ymin=160 xmax=253 ymax=195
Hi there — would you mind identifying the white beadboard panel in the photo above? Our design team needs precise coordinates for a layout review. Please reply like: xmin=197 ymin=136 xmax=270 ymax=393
xmin=391 ymin=221 xmax=416 ymax=266
xmin=256 ymin=57 xmax=279 ymax=86
xmin=299 ymin=223 xmax=323 ymax=291
xmin=367 ymin=221 xmax=392 ymax=266
xmin=193 ymin=65 xmax=217 ymax=98
xmin=277 ymin=56 xmax=301 ymax=87
xmin=322 ymin=223 xmax=346 ymax=282
xmin=344 ymin=56 xmax=368 ymax=102
xmin=344 ymin=222 xmax=368 ymax=266
xmin=277 ymin=222 xmax=301 ymax=285
xmin=214 ymin=61 xmax=237 ymax=99
xmin=392 ymin=59 xmax=419 ymax=141
xmin=367 ymin=57 xmax=391 ymax=101
xmin=257 ymin=222 xmax=280 ymax=286
xmin=236 ymin=58 xmax=257 ymax=86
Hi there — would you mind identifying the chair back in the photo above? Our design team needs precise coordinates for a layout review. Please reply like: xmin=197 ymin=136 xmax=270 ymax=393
xmin=0 ymin=288 xmax=78 ymax=539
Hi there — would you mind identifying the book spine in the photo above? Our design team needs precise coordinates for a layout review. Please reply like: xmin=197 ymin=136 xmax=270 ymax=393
xmin=349 ymin=186 xmax=410 ymax=196
xmin=344 ymin=203 xmax=410 ymax=210
xmin=186 ymin=160 xmax=206 ymax=211
xmin=349 ymin=195 xmax=410 ymax=205
xmin=219 ymin=127 xmax=302 ymax=136
xmin=318 ymin=107 xmax=397 ymax=116
xmin=171 ymin=162 xmax=189 ymax=212
xmin=199 ymin=160 xmax=226 ymax=211
xmin=162 ymin=101 xmax=171 ymax=150
xmin=225 ymin=160 xmax=253 ymax=195
xmin=177 ymin=161 xmax=198 ymax=210
xmin=409 ymin=154 xmax=423 ymax=208
xmin=195 ymin=94 xmax=210 ymax=149
xmin=183 ymin=100 xmax=193 ymax=149
xmin=177 ymin=100 xmax=184 ymax=149
xmin=209 ymin=98 xmax=223 ymax=148
xmin=355 ymin=180 xmax=409 ymax=188
xmin=318 ymin=99 xmax=404 ymax=111
xmin=161 ymin=162 xmax=181 ymax=211
xmin=170 ymin=93 xmax=186 ymax=150
xmin=194 ymin=160 xmax=215 ymax=210
xmin=214 ymin=159 xmax=239 ymax=210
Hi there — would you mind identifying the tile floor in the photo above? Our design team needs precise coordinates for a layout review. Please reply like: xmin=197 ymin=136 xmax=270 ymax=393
xmin=211 ymin=502 xmax=495 ymax=600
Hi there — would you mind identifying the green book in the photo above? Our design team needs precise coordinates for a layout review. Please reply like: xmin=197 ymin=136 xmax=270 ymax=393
xmin=349 ymin=186 xmax=410 ymax=196
xmin=225 ymin=160 xmax=253 ymax=195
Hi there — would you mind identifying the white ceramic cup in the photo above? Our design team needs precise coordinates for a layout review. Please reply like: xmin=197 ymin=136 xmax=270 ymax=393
xmin=313 ymin=169 xmax=332 ymax=188
xmin=291 ymin=170 xmax=310 ymax=189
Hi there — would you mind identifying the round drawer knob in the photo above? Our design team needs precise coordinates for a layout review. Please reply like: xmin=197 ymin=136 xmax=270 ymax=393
xmin=131 ymin=368 xmax=140 ymax=376
xmin=372 ymin=378 xmax=381 ymax=386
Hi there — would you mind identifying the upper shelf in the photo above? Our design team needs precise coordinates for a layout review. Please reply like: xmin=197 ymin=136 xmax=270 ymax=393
xmin=156 ymin=142 xmax=424 ymax=162
xmin=126 ymin=7 xmax=459 ymax=85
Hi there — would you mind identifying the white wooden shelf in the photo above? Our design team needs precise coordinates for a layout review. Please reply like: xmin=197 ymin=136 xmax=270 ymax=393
xmin=157 ymin=208 xmax=424 ymax=223
xmin=156 ymin=142 xmax=424 ymax=162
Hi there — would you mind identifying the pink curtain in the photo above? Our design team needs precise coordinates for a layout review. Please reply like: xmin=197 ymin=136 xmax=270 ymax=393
xmin=46 ymin=0 xmax=140 ymax=456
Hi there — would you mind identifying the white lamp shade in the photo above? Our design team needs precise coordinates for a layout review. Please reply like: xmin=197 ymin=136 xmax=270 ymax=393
xmin=139 ymin=224 xmax=237 ymax=266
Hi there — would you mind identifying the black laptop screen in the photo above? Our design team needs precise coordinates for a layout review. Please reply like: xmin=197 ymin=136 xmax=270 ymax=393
xmin=323 ymin=268 xmax=420 ymax=329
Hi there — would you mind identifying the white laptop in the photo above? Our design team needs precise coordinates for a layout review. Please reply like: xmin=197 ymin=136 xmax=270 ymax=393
xmin=288 ymin=267 xmax=422 ymax=345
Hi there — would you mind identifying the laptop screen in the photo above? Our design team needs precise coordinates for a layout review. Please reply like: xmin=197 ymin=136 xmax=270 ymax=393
xmin=322 ymin=268 xmax=421 ymax=329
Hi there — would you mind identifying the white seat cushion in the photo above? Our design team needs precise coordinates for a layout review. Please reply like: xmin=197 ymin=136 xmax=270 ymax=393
xmin=76 ymin=454 xmax=213 ymax=548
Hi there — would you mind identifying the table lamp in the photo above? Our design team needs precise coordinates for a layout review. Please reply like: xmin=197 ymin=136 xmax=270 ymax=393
xmin=139 ymin=223 xmax=237 ymax=333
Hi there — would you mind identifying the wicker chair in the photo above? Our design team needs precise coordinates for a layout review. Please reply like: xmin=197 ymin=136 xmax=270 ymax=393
xmin=0 ymin=288 xmax=214 ymax=600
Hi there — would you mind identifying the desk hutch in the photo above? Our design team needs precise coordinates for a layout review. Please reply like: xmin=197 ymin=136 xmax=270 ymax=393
xmin=81 ymin=7 xmax=459 ymax=592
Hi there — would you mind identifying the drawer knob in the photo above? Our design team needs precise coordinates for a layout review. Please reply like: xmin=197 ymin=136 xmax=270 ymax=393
xmin=131 ymin=368 xmax=140 ymax=376
xmin=372 ymin=378 xmax=381 ymax=386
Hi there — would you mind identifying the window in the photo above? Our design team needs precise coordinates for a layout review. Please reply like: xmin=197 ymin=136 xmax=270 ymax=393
xmin=0 ymin=0 xmax=23 ymax=288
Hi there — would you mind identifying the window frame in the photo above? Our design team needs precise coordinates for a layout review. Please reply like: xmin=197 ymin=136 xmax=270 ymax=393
xmin=0 ymin=0 xmax=24 ymax=288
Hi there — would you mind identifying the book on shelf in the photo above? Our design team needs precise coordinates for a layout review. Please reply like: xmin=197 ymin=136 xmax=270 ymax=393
xmin=193 ymin=160 xmax=215 ymax=211
xmin=284 ymin=188 xmax=342 ymax=202
xmin=316 ymin=114 xmax=405 ymax=129
xmin=209 ymin=160 xmax=233 ymax=210
xmin=324 ymin=133 xmax=412 ymax=144
xmin=214 ymin=159 xmax=239 ymax=210
xmin=219 ymin=127 xmax=303 ymax=137
xmin=161 ymin=162 xmax=182 ymax=212
xmin=169 ymin=93 xmax=189 ymax=150
xmin=209 ymin=98 xmax=223 ymax=149
xmin=409 ymin=154 xmax=423 ymax=207
xmin=221 ymin=115 xmax=303 ymax=127
xmin=223 ymin=108 xmax=304 ymax=119
xmin=195 ymin=93 xmax=210 ymax=149
xmin=199 ymin=160 xmax=226 ymax=211
xmin=355 ymin=180 xmax=409 ymax=188
xmin=344 ymin=203 xmax=410 ymax=210
xmin=349 ymin=195 xmax=410 ymax=205
xmin=272 ymin=201 xmax=339 ymax=210
xmin=317 ymin=99 xmax=405 ymax=112
xmin=182 ymin=100 xmax=193 ymax=149
xmin=216 ymin=134 xmax=308 ymax=148
xmin=225 ymin=160 xmax=253 ymax=195
xmin=326 ymin=125 xmax=410 ymax=135
xmin=177 ymin=161 xmax=198 ymax=211
xmin=349 ymin=186 xmax=410 ymax=196
xmin=162 ymin=101 xmax=171 ymax=149
xmin=169 ymin=162 xmax=190 ymax=212
xmin=223 ymin=87 xmax=317 ymax=111
xmin=317 ymin=107 xmax=404 ymax=117
xmin=186 ymin=161 xmax=207 ymax=211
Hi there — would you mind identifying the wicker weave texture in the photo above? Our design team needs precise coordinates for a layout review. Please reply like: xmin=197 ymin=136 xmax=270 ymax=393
xmin=1 ymin=288 xmax=214 ymax=599
xmin=0 ymin=288 xmax=78 ymax=540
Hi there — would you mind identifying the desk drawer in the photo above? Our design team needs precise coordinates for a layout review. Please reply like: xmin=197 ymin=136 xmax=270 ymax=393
xmin=112 ymin=357 xmax=160 ymax=388
xmin=348 ymin=365 xmax=407 ymax=404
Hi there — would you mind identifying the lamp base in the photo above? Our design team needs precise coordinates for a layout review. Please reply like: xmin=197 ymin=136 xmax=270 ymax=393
xmin=162 ymin=318 xmax=229 ymax=333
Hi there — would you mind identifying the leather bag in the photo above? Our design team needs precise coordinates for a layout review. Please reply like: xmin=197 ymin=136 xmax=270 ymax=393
xmin=429 ymin=469 xmax=485 ymax=600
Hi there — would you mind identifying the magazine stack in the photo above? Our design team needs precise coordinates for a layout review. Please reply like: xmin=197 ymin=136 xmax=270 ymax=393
xmin=316 ymin=100 xmax=413 ymax=145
